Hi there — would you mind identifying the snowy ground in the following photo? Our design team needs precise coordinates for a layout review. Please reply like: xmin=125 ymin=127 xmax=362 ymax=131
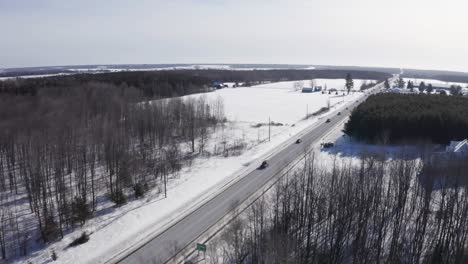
xmin=187 ymin=79 xmax=371 ymax=124
xmin=403 ymin=78 xmax=468 ymax=88
xmin=319 ymin=120 xmax=427 ymax=162
xmin=251 ymin=78 xmax=372 ymax=91
xmin=0 ymin=73 xmax=74 ymax=81
xmin=17 ymin=79 xmax=373 ymax=264
xmin=403 ymin=78 xmax=468 ymax=95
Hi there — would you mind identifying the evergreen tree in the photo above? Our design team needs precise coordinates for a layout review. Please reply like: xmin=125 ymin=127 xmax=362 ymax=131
xmin=384 ymin=79 xmax=390 ymax=89
xmin=419 ymin=81 xmax=426 ymax=93
xmin=450 ymin=85 xmax=462 ymax=96
xmin=426 ymin=84 xmax=433 ymax=94
xmin=345 ymin=93 xmax=468 ymax=144
xmin=407 ymin=81 xmax=413 ymax=90
xmin=71 ymin=197 xmax=91 ymax=226
xmin=345 ymin=73 xmax=354 ymax=94
xmin=397 ymin=77 xmax=405 ymax=88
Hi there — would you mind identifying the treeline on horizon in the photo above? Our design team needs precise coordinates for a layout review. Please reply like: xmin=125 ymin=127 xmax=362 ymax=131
xmin=402 ymin=68 xmax=468 ymax=84
xmin=344 ymin=93 xmax=468 ymax=144
xmin=408 ymin=74 xmax=468 ymax=84
xmin=0 ymin=69 xmax=391 ymax=98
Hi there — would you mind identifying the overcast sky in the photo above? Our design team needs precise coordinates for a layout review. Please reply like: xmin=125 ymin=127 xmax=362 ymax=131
xmin=1 ymin=0 xmax=467 ymax=71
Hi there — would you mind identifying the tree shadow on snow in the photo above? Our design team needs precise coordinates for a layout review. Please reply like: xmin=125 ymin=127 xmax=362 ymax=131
xmin=321 ymin=134 xmax=427 ymax=160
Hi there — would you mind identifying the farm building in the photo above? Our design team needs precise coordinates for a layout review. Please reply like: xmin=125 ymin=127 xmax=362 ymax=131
xmin=212 ymin=81 xmax=227 ymax=89
xmin=302 ymin=86 xmax=323 ymax=93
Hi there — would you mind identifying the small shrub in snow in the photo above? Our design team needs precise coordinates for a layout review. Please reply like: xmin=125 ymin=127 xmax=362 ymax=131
xmin=69 ymin=232 xmax=89 ymax=247
xmin=252 ymin=122 xmax=283 ymax=128
xmin=43 ymin=214 xmax=60 ymax=242
xmin=110 ymin=190 xmax=127 ymax=206
xmin=71 ymin=196 xmax=91 ymax=225
xmin=133 ymin=183 xmax=148 ymax=198
xmin=51 ymin=250 xmax=57 ymax=261
xmin=270 ymin=121 xmax=283 ymax=126
xmin=307 ymin=107 xmax=329 ymax=119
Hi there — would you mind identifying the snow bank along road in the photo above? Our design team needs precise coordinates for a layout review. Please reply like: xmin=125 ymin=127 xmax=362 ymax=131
xmin=115 ymin=80 xmax=392 ymax=264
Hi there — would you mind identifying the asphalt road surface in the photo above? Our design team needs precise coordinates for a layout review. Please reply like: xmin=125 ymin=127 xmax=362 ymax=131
xmin=116 ymin=81 xmax=391 ymax=264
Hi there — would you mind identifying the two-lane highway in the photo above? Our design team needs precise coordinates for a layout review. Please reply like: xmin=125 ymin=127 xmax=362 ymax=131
xmin=114 ymin=79 xmax=394 ymax=264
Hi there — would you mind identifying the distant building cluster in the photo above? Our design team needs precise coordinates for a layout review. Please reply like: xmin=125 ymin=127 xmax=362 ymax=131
xmin=212 ymin=81 xmax=228 ymax=89
xmin=389 ymin=81 xmax=468 ymax=96
xmin=211 ymin=81 xmax=245 ymax=89
xmin=387 ymin=87 xmax=419 ymax=94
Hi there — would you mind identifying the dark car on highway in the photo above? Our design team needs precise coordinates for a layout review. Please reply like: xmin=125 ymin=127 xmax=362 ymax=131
xmin=259 ymin=160 xmax=269 ymax=169
xmin=296 ymin=139 xmax=302 ymax=144
xmin=325 ymin=118 xmax=331 ymax=123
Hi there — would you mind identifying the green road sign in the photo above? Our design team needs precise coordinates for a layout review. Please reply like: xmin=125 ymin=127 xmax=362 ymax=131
xmin=196 ymin=243 xmax=207 ymax=252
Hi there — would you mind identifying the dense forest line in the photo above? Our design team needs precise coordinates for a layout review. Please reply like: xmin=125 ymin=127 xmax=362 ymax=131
xmin=402 ymin=68 xmax=468 ymax=84
xmin=210 ymin=153 xmax=468 ymax=264
xmin=344 ymin=93 xmax=468 ymax=144
xmin=0 ymin=81 xmax=226 ymax=260
xmin=171 ymin=69 xmax=391 ymax=83
xmin=0 ymin=69 xmax=391 ymax=98
xmin=0 ymin=71 xmax=212 ymax=98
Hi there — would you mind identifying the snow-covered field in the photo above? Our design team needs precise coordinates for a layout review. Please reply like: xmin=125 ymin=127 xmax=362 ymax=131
xmin=186 ymin=79 xmax=370 ymax=124
xmin=17 ymin=79 xmax=374 ymax=264
xmin=403 ymin=78 xmax=468 ymax=89
xmin=0 ymin=73 xmax=74 ymax=81
xmin=251 ymin=78 xmax=372 ymax=91
xmin=403 ymin=78 xmax=468 ymax=95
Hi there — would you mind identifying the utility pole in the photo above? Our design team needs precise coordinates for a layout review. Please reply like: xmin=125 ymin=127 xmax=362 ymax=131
xmin=268 ymin=117 xmax=271 ymax=142
xmin=161 ymin=149 xmax=168 ymax=198
xmin=164 ymin=173 xmax=167 ymax=198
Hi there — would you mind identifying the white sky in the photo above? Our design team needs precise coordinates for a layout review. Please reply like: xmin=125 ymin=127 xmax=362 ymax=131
xmin=1 ymin=0 xmax=467 ymax=71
